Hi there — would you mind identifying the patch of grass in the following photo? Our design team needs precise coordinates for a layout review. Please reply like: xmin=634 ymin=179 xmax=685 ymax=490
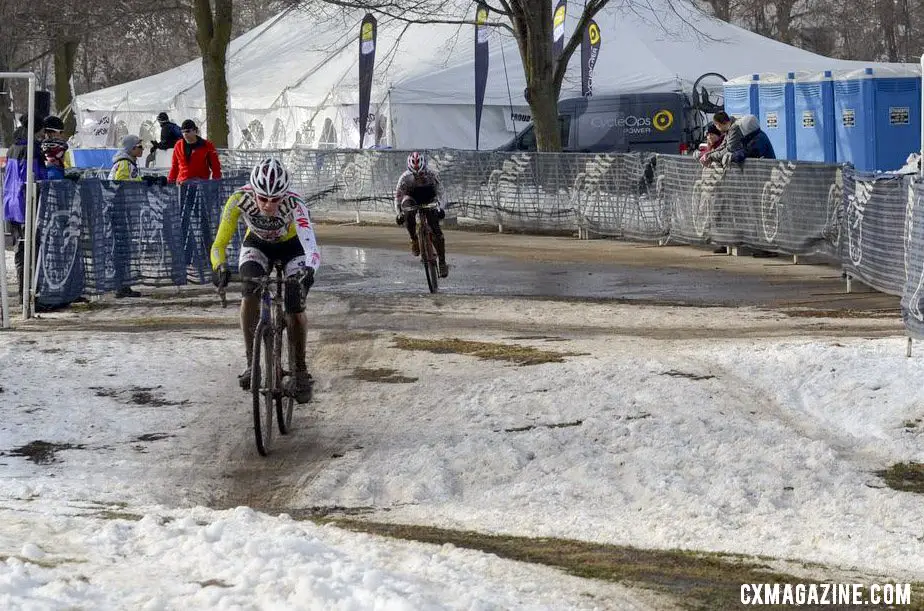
xmin=196 ymin=578 xmax=234 ymax=588
xmin=904 ymin=419 xmax=921 ymax=430
xmin=95 ymin=510 xmax=144 ymax=522
xmin=782 ymin=308 xmax=899 ymax=319
xmin=660 ymin=370 xmax=715 ymax=381
xmin=322 ymin=520 xmax=904 ymax=610
xmin=877 ymin=462 xmax=924 ymax=493
xmin=350 ymin=367 xmax=418 ymax=384
xmin=503 ymin=420 xmax=583 ymax=433
xmin=393 ymin=336 xmax=584 ymax=366
xmin=0 ymin=554 xmax=81 ymax=569
xmin=5 ymin=441 xmax=87 ymax=465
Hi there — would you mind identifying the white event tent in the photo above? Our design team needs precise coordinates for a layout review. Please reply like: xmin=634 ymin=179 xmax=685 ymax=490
xmin=73 ymin=0 xmax=901 ymax=151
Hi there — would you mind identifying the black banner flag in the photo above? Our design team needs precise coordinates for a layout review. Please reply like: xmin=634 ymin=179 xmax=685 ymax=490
xmin=552 ymin=0 xmax=566 ymax=61
xmin=581 ymin=20 xmax=600 ymax=97
xmin=358 ymin=14 xmax=377 ymax=148
xmin=474 ymin=3 xmax=490 ymax=150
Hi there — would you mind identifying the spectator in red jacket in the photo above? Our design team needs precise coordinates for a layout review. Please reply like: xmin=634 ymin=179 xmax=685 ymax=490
xmin=168 ymin=119 xmax=221 ymax=183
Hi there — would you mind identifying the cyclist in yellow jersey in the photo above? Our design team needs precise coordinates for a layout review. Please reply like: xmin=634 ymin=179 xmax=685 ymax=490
xmin=211 ymin=158 xmax=320 ymax=403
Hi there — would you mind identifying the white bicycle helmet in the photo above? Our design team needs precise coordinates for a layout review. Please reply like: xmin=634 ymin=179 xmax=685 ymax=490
xmin=407 ymin=151 xmax=427 ymax=173
xmin=250 ymin=157 xmax=290 ymax=198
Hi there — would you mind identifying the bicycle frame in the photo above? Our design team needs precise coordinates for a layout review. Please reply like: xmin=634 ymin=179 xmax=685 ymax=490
xmin=401 ymin=201 xmax=440 ymax=293
xmin=249 ymin=262 xmax=295 ymax=455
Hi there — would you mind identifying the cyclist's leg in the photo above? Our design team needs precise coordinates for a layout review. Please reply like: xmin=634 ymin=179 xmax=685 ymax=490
xmin=279 ymin=240 xmax=313 ymax=403
xmin=426 ymin=209 xmax=448 ymax=276
xmin=238 ymin=240 xmax=270 ymax=388
xmin=403 ymin=199 xmax=420 ymax=255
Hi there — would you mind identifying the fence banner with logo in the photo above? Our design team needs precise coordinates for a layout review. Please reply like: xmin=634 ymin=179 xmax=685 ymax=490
xmin=552 ymin=0 xmax=566 ymax=61
xmin=902 ymin=178 xmax=924 ymax=338
xmin=357 ymin=13 xmax=377 ymax=149
xmin=474 ymin=3 xmax=490 ymax=150
xmin=581 ymin=20 xmax=600 ymax=97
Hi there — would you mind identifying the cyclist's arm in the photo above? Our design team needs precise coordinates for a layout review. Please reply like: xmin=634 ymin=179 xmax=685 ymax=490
xmin=293 ymin=201 xmax=321 ymax=271
xmin=210 ymin=192 xmax=243 ymax=270
xmin=432 ymin=171 xmax=445 ymax=210
xmin=394 ymin=172 xmax=411 ymax=214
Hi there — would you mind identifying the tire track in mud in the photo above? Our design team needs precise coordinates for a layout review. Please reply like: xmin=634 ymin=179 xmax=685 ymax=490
xmin=209 ymin=327 xmax=387 ymax=513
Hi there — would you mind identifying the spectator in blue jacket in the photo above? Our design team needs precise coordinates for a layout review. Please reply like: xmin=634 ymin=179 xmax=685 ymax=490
xmin=3 ymin=115 xmax=46 ymax=297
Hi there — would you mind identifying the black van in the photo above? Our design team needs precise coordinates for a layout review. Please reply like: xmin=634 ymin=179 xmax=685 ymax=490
xmin=496 ymin=92 xmax=701 ymax=154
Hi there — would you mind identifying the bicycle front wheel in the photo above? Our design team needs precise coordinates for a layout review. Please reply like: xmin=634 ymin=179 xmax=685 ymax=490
xmin=251 ymin=324 xmax=275 ymax=456
xmin=419 ymin=226 xmax=439 ymax=294
xmin=276 ymin=324 xmax=295 ymax=435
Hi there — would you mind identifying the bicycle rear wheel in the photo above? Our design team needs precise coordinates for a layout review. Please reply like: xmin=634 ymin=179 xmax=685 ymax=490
xmin=419 ymin=226 xmax=439 ymax=293
xmin=275 ymin=324 xmax=295 ymax=434
xmin=251 ymin=324 xmax=275 ymax=456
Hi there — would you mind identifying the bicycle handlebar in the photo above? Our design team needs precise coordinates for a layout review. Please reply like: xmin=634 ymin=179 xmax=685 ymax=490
xmin=400 ymin=201 xmax=441 ymax=213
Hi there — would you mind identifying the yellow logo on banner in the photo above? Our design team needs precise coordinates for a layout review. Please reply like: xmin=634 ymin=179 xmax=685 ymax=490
xmin=653 ymin=109 xmax=674 ymax=131
xmin=554 ymin=5 xmax=566 ymax=26
xmin=588 ymin=22 xmax=601 ymax=45
xmin=361 ymin=22 xmax=374 ymax=41
xmin=476 ymin=7 xmax=488 ymax=25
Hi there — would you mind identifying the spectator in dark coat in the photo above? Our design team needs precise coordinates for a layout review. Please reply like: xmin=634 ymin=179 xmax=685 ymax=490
xmin=151 ymin=112 xmax=182 ymax=152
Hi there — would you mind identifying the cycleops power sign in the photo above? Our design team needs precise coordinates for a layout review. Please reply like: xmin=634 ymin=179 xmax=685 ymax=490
xmin=589 ymin=109 xmax=674 ymax=135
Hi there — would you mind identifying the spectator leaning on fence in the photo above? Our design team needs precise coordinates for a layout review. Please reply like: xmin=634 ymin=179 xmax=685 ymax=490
xmin=41 ymin=116 xmax=69 ymax=180
xmin=109 ymin=134 xmax=144 ymax=181
xmin=706 ymin=112 xmax=776 ymax=165
xmin=698 ymin=123 xmax=724 ymax=166
xmin=168 ymin=119 xmax=221 ymax=184
xmin=3 ymin=115 xmax=46 ymax=298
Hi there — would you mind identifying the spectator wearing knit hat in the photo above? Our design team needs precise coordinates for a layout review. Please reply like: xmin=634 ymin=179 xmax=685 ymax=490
xmin=167 ymin=119 xmax=221 ymax=184
xmin=109 ymin=134 xmax=144 ymax=181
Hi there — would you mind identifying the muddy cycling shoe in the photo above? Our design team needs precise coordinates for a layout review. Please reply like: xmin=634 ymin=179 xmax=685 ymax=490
xmin=238 ymin=367 xmax=252 ymax=391
xmin=282 ymin=371 xmax=314 ymax=404
xmin=438 ymin=260 xmax=449 ymax=278
xmin=410 ymin=238 xmax=420 ymax=257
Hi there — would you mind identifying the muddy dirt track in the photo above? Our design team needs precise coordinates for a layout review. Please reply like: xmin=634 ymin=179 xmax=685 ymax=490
xmin=12 ymin=225 xmax=906 ymax=516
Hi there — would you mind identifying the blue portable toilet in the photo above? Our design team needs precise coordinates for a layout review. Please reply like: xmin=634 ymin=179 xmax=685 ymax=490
xmin=757 ymin=73 xmax=797 ymax=159
xmin=833 ymin=66 xmax=921 ymax=171
xmin=723 ymin=74 xmax=760 ymax=119
xmin=793 ymin=71 xmax=836 ymax=163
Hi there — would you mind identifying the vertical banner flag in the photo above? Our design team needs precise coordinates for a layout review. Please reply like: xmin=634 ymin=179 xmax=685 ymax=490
xmin=358 ymin=13 xmax=377 ymax=148
xmin=474 ymin=3 xmax=490 ymax=150
xmin=552 ymin=0 xmax=567 ymax=61
xmin=581 ymin=20 xmax=601 ymax=96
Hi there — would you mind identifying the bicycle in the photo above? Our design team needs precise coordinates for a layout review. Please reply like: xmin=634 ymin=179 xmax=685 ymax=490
xmin=249 ymin=262 xmax=298 ymax=456
xmin=400 ymin=200 xmax=441 ymax=293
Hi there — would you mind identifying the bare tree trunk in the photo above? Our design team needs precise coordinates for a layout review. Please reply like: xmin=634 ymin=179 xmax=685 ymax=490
xmin=773 ymin=0 xmax=796 ymax=44
xmin=876 ymin=0 xmax=898 ymax=61
xmin=194 ymin=0 xmax=233 ymax=147
xmin=511 ymin=0 xmax=560 ymax=150
xmin=54 ymin=39 xmax=79 ymax=135
xmin=704 ymin=0 xmax=732 ymax=21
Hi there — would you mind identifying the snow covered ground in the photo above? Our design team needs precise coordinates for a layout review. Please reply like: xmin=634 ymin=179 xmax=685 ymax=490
xmin=0 ymin=284 xmax=921 ymax=608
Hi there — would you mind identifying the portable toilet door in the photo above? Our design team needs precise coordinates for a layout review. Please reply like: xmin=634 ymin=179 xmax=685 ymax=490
xmin=872 ymin=67 xmax=921 ymax=171
xmin=723 ymin=73 xmax=760 ymax=119
xmin=833 ymin=68 xmax=875 ymax=170
xmin=757 ymin=73 xmax=796 ymax=159
xmin=793 ymin=71 xmax=836 ymax=162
